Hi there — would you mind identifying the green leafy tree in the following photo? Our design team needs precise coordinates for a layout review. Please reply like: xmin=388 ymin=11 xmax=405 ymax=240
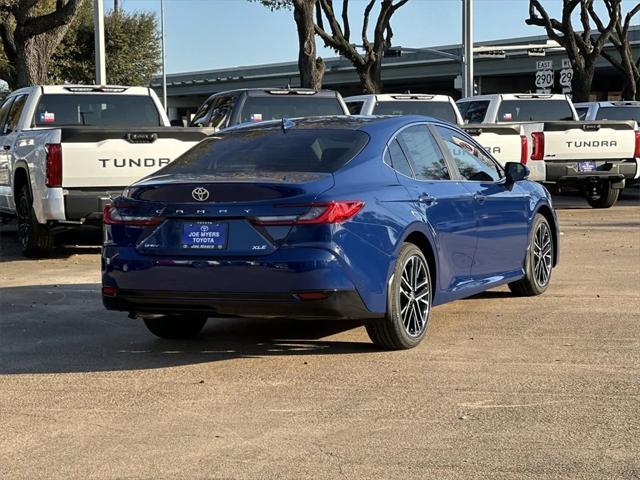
xmin=49 ymin=5 xmax=161 ymax=86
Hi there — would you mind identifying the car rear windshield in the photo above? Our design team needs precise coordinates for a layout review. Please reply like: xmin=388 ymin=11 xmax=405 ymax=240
xmin=373 ymin=101 xmax=458 ymax=124
xmin=160 ymin=128 xmax=369 ymax=176
xmin=497 ymin=100 xmax=574 ymax=122
xmin=458 ymin=100 xmax=489 ymax=124
xmin=594 ymin=106 xmax=640 ymax=122
xmin=239 ymin=96 xmax=344 ymax=124
xmin=33 ymin=94 xmax=161 ymax=127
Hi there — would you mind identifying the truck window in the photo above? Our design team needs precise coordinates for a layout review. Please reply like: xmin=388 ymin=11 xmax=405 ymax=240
xmin=497 ymin=100 xmax=574 ymax=122
xmin=458 ymin=101 xmax=489 ymax=124
xmin=594 ymin=107 xmax=640 ymax=122
xmin=575 ymin=107 xmax=588 ymax=120
xmin=346 ymin=101 xmax=364 ymax=114
xmin=4 ymin=95 xmax=27 ymax=134
xmin=209 ymin=95 xmax=237 ymax=129
xmin=190 ymin=100 xmax=212 ymax=127
xmin=33 ymin=94 xmax=162 ymax=127
xmin=0 ymin=97 xmax=15 ymax=135
xmin=373 ymin=101 xmax=458 ymax=124
xmin=239 ymin=96 xmax=344 ymax=124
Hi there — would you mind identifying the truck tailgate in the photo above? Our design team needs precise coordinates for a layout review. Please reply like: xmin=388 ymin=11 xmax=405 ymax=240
xmin=59 ymin=128 xmax=208 ymax=188
xmin=539 ymin=121 xmax=637 ymax=162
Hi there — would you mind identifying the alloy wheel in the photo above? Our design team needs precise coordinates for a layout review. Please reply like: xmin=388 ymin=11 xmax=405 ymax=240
xmin=398 ymin=254 xmax=430 ymax=337
xmin=532 ymin=222 xmax=552 ymax=287
xmin=16 ymin=193 xmax=31 ymax=249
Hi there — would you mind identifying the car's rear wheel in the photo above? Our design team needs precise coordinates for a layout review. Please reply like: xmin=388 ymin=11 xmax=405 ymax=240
xmin=365 ymin=243 xmax=432 ymax=350
xmin=508 ymin=214 xmax=553 ymax=296
xmin=16 ymin=186 xmax=54 ymax=258
xmin=143 ymin=315 xmax=208 ymax=339
xmin=586 ymin=183 xmax=619 ymax=208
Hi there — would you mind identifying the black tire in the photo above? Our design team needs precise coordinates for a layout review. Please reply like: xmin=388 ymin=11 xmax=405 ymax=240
xmin=143 ymin=315 xmax=208 ymax=339
xmin=365 ymin=243 xmax=432 ymax=350
xmin=586 ymin=183 xmax=619 ymax=209
xmin=16 ymin=186 xmax=54 ymax=258
xmin=508 ymin=214 xmax=554 ymax=297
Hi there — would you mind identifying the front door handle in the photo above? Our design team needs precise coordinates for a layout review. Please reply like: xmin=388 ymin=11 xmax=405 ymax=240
xmin=418 ymin=194 xmax=436 ymax=206
xmin=473 ymin=193 xmax=486 ymax=204
xmin=2 ymin=145 xmax=10 ymax=151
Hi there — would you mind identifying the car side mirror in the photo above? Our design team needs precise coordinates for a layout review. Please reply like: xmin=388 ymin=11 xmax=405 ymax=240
xmin=504 ymin=162 xmax=529 ymax=184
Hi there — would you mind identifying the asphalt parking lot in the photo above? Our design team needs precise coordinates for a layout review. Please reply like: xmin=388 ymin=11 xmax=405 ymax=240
xmin=1 ymin=191 xmax=639 ymax=480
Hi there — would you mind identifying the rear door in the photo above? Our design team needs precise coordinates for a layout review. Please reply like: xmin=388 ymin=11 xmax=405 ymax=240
xmin=436 ymin=125 xmax=530 ymax=279
xmin=0 ymin=95 xmax=27 ymax=189
xmin=390 ymin=124 xmax=478 ymax=295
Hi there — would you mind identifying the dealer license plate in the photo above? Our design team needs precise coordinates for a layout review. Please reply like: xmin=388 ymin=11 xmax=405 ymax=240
xmin=578 ymin=161 xmax=597 ymax=172
xmin=181 ymin=222 xmax=227 ymax=250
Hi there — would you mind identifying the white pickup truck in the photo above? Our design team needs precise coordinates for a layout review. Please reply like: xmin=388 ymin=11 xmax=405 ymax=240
xmin=0 ymin=85 xmax=208 ymax=256
xmin=457 ymin=94 xmax=640 ymax=208
xmin=574 ymin=101 xmax=640 ymax=123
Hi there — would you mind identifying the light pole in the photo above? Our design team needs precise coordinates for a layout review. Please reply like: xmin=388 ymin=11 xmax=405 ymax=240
xmin=93 ymin=0 xmax=106 ymax=84
xmin=160 ymin=0 xmax=167 ymax=113
xmin=462 ymin=0 xmax=473 ymax=97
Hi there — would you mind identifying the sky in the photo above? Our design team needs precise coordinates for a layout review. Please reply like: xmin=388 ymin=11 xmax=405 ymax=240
xmin=107 ymin=0 xmax=639 ymax=74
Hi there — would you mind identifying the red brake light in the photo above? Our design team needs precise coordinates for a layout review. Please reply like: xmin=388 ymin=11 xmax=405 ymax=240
xmin=45 ymin=143 xmax=62 ymax=187
xmin=252 ymin=201 xmax=365 ymax=226
xmin=102 ymin=286 xmax=118 ymax=296
xmin=531 ymin=132 xmax=545 ymax=161
xmin=520 ymin=135 xmax=528 ymax=165
xmin=103 ymin=204 xmax=163 ymax=226
xmin=634 ymin=131 xmax=640 ymax=158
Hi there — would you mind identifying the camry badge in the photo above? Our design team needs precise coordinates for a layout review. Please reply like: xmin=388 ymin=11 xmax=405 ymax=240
xmin=192 ymin=187 xmax=210 ymax=202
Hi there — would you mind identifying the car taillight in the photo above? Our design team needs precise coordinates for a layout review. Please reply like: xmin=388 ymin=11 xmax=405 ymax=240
xmin=520 ymin=135 xmax=528 ymax=165
xmin=634 ymin=131 xmax=640 ymax=158
xmin=45 ymin=143 xmax=62 ymax=187
xmin=531 ymin=132 xmax=545 ymax=161
xmin=103 ymin=204 xmax=164 ymax=226
xmin=252 ymin=201 xmax=365 ymax=226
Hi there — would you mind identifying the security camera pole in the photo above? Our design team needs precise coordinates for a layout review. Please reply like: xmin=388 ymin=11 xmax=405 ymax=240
xmin=462 ymin=0 xmax=473 ymax=97
xmin=93 ymin=0 xmax=106 ymax=85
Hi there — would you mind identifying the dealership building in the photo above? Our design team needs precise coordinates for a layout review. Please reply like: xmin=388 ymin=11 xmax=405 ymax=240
xmin=151 ymin=28 xmax=640 ymax=122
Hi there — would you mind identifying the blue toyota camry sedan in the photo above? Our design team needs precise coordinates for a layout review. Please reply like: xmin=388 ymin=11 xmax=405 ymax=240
xmin=102 ymin=116 xmax=558 ymax=349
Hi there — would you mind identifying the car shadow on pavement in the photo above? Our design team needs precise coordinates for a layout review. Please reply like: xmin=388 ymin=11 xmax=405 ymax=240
xmin=0 ymin=283 xmax=380 ymax=375
xmin=551 ymin=188 xmax=640 ymax=210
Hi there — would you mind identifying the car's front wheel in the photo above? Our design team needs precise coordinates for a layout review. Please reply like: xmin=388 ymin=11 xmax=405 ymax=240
xmin=508 ymin=214 xmax=554 ymax=296
xmin=143 ymin=315 xmax=208 ymax=339
xmin=366 ymin=243 xmax=432 ymax=350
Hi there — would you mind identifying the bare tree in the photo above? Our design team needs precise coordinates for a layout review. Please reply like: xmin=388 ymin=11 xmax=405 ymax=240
xmin=255 ymin=0 xmax=325 ymax=90
xmin=588 ymin=1 xmax=640 ymax=100
xmin=0 ymin=0 xmax=84 ymax=89
xmin=314 ymin=0 xmax=409 ymax=94
xmin=526 ymin=0 xmax=619 ymax=102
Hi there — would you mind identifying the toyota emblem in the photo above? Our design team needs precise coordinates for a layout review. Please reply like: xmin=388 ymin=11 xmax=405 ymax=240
xmin=192 ymin=187 xmax=210 ymax=202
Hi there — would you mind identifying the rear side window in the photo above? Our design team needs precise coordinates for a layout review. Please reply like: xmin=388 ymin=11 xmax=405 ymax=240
xmin=346 ymin=101 xmax=364 ymax=115
xmin=373 ymin=101 xmax=458 ymax=124
xmin=437 ymin=126 xmax=501 ymax=182
xmin=239 ymin=96 xmax=344 ymax=124
xmin=396 ymin=125 xmax=449 ymax=181
xmin=33 ymin=94 xmax=161 ymax=127
xmin=5 ymin=95 xmax=27 ymax=134
xmin=595 ymin=107 xmax=640 ymax=122
xmin=384 ymin=139 xmax=414 ymax=178
xmin=0 ymin=97 xmax=15 ymax=135
xmin=497 ymin=100 xmax=574 ymax=122
xmin=161 ymin=128 xmax=369 ymax=175
xmin=575 ymin=107 xmax=589 ymax=120
xmin=458 ymin=101 xmax=489 ymax=124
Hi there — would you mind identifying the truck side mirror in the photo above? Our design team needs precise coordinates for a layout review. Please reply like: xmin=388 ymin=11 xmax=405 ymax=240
xmin=504 ymin=162 xmax=529 ymax=184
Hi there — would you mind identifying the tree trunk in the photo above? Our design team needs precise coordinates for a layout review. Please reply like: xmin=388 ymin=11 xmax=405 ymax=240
xmin=293 ymin=0 xmax=324 ymax=90
xmin=15 ymin=32 xmax=66 ymax=87
xmin=570 ymin=60 xmax=594 ymax=103
xmin=357 ymin=61 xmax=383 ymax=94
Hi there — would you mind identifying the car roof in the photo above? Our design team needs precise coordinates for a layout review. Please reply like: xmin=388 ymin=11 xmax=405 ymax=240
xmin=345 ymin=93 xmax=454 ymax=102
xmin=458 ymin=93 xmax=569 ymax=102
xmin=574 ymin=101 xmax=640 ymax=107
xmin=204 ymin=88 xmax=340 ymax=101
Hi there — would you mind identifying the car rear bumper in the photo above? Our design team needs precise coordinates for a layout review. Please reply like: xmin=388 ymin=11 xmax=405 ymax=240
xmin=544 ymin=159 xmax=637 ymax=189
xmin=102 ymin=246 xmax=384 ymax=319
xmin=64 ymin=188 xmax=125 ymax=222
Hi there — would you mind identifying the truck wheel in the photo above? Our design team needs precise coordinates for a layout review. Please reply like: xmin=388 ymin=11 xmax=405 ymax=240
xmin=143 ymin=315 xmax=208 ymax=339
xmin=365 ymin=243 xmax=432 ymax=350
xmin=509 ymin=214 xmax=554 ymax=297
xmin=586 ymin=183 xmax=619 ymax=208
xmin=16 ymin=186 xmax=54 ymax=258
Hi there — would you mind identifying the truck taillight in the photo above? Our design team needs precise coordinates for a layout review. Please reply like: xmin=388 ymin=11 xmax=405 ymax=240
xmin=530 ymin=132 xmax=545 ymax=161
xmin=45 ymin=143 xmax=62 ymax=187
xmin=520 ymin=135 xmax=528 ymax=165
xmin=635 ymin=131 xmax=640 ymax=158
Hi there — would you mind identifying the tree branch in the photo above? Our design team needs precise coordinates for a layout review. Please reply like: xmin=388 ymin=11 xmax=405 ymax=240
xmin=22 ymin=0 xmax=82 ymax=38
xmin=361 ymin=0 xmax=375 ymax=53
xmin=341 ymin=0 xmax=349 ymax=42
xmin=0 ymin=14 xmax=17 ymax=63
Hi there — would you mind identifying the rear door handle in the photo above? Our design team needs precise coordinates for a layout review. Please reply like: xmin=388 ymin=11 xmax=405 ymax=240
xmin=473 ymin=193 xmax=486 ymax=204
xmin=2 ymin=145 xmax=10 ymax=151
xmin=418 ymin=194 xmax=436 ymax=206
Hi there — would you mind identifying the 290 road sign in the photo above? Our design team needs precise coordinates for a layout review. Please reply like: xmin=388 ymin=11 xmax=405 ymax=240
xmin=535 ymin=70 xmax=554 ymax=88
